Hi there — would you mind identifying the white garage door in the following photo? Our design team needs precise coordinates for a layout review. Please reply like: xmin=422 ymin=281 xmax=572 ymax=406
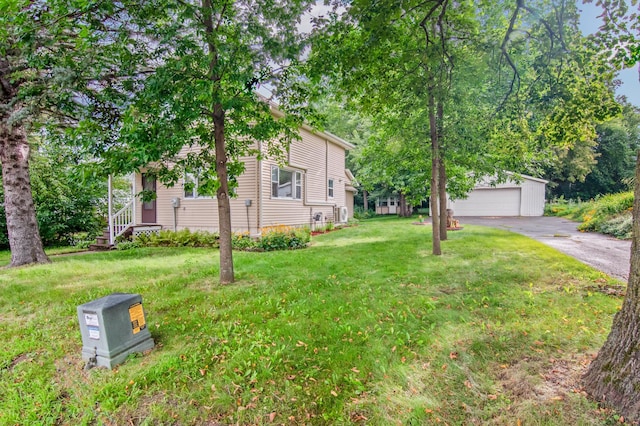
xmin=450 ymin=188 xmax=521 ymax=216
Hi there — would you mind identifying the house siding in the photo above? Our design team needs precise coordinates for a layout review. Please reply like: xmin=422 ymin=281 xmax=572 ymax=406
xmin=261 ymin=127 xmax=340 ymax=228
xmin=136 ymin=153 xmax=260 ymax=234
xmin=134 ymin=126 xmax=353 ymax=234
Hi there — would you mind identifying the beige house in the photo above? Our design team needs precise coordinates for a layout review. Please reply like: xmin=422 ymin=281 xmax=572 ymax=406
xmin=106 ymin=124 xmax=356 ymax=243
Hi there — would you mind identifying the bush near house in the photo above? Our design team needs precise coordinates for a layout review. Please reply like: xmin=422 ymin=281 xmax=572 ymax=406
xmin=126 ymin=226 xmax=311 ymax=251
xmin=545 ymin=192 xmax=634 ymax=239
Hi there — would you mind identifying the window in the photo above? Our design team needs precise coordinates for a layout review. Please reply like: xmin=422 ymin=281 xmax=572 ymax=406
xmin=184 ymin=172 xmax=198 ymax=198
xmin=183 ymin=171 xmax=214 ymax=199
xmin=390 ymin=200 xmax=395 ymax=206
xmin=328 ymin=178 xmax=334 ymax=198
xmin=271 ymin=166 xmax=302 ymax=199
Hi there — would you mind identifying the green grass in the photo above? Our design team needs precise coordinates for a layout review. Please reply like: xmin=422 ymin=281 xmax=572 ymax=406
xmin=546 ymin=192 xmax=634 ymax=239
xmin=0 ymin=246 xmax=90 ymax=267
xmin=0 ymin=217 xmax=624 ymax=424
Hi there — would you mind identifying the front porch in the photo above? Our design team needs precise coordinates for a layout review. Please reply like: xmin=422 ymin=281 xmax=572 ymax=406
xmin=90 ymin=175 xmax=161 ymax=250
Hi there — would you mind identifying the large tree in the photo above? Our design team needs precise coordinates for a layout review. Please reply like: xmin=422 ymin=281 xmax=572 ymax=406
xmin=0 ymin=0 xmax=150 ymax=266
xmin=0 ymin=2 xmax=57 ymax=266
xmin=311 ymin=0 xmax=496 ymax=255
xmin=115 ymin=0 xmax=313 ymax=284
xmin=581 ymin=0 xmax=640 ymax=420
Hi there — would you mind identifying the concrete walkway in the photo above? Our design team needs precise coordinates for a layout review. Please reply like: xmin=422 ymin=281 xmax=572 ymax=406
xmin=459 ymin=216 xmax=631 ymax=282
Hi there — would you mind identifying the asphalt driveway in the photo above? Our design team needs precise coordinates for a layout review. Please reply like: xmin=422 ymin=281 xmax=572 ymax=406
xmin=460 ymin=216 xmax=631 ymax=282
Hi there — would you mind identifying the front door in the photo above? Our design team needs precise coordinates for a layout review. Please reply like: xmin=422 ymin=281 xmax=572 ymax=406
xmin=141 ymin=174 xmax=157 ymax=223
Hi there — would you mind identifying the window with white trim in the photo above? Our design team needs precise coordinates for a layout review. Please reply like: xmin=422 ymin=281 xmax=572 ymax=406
xmin=271 ymin=166 xmax=302 ymax=199
xmin=183 ymin=171 xmax=214 ymax=199
xmin=328 ymin=178 xmax=334 ymax=198
xmin=184 ymin=172 xmax=198 ymax=198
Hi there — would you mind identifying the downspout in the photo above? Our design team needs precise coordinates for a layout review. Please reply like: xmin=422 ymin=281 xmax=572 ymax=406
xmin=325 ymin=140 xmax=329 ymax=202
xmin=258 ymin=141 xmax=263 ymax=235
xmin=108 ymin=174 xmax=114 ymax=245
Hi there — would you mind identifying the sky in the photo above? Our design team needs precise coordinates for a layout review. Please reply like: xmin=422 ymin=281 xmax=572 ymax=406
xmin=578 ymin=1 xmax=640 ymax=106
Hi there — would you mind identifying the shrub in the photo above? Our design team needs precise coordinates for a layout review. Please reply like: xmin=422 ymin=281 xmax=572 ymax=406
xmin=258 ymin=225 xmax=310 ymax=251
xmin=595 ymin=213 xmax=632 ymax=240
xmin=116 ymin=240 xmax=142 ymax=251
xmin=548 ymin=192 xmax=633 ymax=239
xmin=354 ymin=206 xmax=375 ymax=219
xmin=131 ymin=227 xmax=310 ymax=252
xmin=577 ymin=192 xmax=634 ymax=234
xmin=71 ymin=232 xmax=97 ymax=249
xmin=232 ymin=232 xmax=258 ymax=250
xmin=134 ymin=229 xmax=220 ymax=248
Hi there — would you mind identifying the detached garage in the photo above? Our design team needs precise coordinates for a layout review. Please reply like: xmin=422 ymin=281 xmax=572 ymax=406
xmin=447 ymin=174 xmax=547 ymax=217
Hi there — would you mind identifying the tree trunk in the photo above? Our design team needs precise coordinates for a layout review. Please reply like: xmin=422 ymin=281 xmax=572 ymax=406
xmin=583 ymin=152 xmax=640 ymax=421
xmin=437 ymin=100 xmax=447 ymax=241
xmin=429 ymin=91 xmax=441 ymax=255
xmin=396 ymin=193 xmax=405 ymax=217
xmin=0 ymin=123 xmax=50 ymax=267
xmin=213 ymin=105 xmax=234 ymax=284
xmin=203 ymin=0 xmax=233 ymax=284
xmin=363 ymin=190 xmax=368 ymax=212
xmin=439 ymin=157 xmax=448 ymax=241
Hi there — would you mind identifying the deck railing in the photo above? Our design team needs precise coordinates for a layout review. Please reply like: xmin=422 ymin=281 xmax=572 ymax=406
xmin=110 ymin=199 xmax=135 ymax=244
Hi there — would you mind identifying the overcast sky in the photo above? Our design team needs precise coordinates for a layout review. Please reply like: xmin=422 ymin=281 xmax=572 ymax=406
xmin=579 ymin=1 xmax=640 ymax=106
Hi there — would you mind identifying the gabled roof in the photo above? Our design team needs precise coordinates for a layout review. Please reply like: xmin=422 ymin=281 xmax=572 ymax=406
xmin=505 ymin=172 xmax=549 ymax=184
xmin=266 ymin=100 xmax=355 ymax=151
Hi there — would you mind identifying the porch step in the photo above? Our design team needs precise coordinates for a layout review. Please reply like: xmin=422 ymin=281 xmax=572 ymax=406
xmin=89 ymin=243 xmax=114 ymax=251
xmin=89 ymin=228 xmax=114 ymax=251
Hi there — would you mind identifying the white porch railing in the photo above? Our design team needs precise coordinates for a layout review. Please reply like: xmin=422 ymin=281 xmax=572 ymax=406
xmin=109 ymin=199 xmax=135 ymax=244
xmin=108 ymin=174 xmax=137 ymax=245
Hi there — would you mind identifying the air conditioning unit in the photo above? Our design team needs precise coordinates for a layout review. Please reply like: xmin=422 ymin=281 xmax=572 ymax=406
xmin=339 ymin=206 xmax=348 ymax=222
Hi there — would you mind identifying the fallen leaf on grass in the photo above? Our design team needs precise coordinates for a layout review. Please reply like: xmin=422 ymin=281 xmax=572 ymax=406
xmin=449 ymin=352 xmax=458 ymax=360
xmin=331 ymin=390 xmax=338 ymax=397
xmin=269 ymin=412 xmax=276 ymax=422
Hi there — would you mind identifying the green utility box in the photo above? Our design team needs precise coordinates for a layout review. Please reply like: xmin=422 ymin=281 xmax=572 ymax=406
xmin=77 ymin=293 xmax=154 ymax=369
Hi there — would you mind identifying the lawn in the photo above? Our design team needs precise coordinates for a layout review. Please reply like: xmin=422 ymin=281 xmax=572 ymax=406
xmin=0 ymin=217 xmax=625 ymax=425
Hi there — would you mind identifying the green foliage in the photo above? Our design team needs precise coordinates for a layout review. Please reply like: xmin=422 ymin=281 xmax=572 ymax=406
xmin=135 ymin=230 xmax=220 ymax=248
xmin=550 ymin=103 xmax=640 ymax=199
xmin=598 ymin=213 xmax=633 ymax=240
xmin=354 ymin=205 xmax=375 ymax=219
xmin=546 ymin=192 xmax=634 ymax=239
xmin=257 ymin=225 xmax=310 ymax=251
xmin=71 ymin=233 xmax=96 ymax=250
xmin=115 ymin=240 xmax=142 ymax=251
xmin=0 ymin=142 xmax=107 ymax=248
xmin=131 ymin=227 xmax=310 ymax=252
xmin=231 ymin=233 xmax=257 ymax=251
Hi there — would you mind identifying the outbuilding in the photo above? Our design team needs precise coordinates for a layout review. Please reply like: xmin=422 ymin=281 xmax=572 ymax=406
xmin=447 ymin=173 xmax=548 ymax=217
